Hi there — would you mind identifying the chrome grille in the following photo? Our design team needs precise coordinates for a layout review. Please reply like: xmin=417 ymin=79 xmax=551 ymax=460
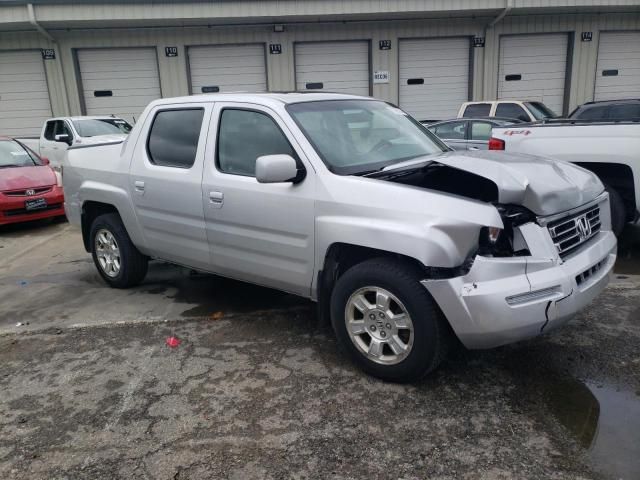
xmin=547 ymin=205 xmax=601 ymax=257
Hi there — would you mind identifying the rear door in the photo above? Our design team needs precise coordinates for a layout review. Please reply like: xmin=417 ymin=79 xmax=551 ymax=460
xmin=129 ymin=103 xmax=213 ymax=270
xmin=201 ymin=103 xmax=316 ymax=296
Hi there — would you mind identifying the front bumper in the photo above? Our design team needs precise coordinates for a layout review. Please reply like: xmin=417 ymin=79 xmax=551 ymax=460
xmin=423 ymin=224 xmax=616 ymax=349
xmin=0 ymin=186 xmax=65 ymax=226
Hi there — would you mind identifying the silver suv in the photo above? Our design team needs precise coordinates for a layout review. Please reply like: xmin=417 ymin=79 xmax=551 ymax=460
xmin=63 ymin=93 xmax=616 ymax=382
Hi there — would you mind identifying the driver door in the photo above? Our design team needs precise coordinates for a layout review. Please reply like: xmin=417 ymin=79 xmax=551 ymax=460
xmin=201 ymin=103 xmax=316 ymax=296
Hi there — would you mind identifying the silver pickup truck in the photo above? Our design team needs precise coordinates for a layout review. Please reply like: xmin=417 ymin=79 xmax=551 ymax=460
xmin=63 ymin=93 xmax=616 ymax=382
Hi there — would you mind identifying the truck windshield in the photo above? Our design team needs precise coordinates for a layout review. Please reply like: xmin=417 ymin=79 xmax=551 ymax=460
xmin=287 ymin=100 xmax=448 ymax=175
xmin=0 ymin=140 xmax=40 ymax=168
xmin=524 ymin=102 xmax=558 ymax=120
xmin=72 ymin=118 xmax=132 ymax=137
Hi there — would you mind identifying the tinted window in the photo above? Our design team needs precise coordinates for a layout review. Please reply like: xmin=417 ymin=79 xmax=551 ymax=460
xmin=147 ymin=109 xmax=204 ymax=168
xmin=55 ymin=121 xmax=72 ymax=139
xmin=495 ymin=103 xmax=530 ymax=122
xmin=574 ymin=105 xmax=609 ymax=120
xmin=217 ymin=109 xmax=296 ymax=177
xmin=524 ymin=102 xmax=557 ymax=120
xmin=44 ymin=121 xmax=57 ymax=141
xmin=609 ymin=104 xmax=640 ymax=120
xmin=432 ymin=121 xmax=467 ymax=140
xmin=462 ymin=104 xmax=491 ymax=117
xmin=470 ymin=122 xmax=492 ymax=141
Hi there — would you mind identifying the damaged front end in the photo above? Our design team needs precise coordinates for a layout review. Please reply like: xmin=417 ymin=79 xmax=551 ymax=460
xmin=422 ymin=192 xmax=616 ymax=350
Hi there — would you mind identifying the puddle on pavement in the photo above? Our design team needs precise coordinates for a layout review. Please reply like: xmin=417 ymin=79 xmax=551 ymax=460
xmin=142 ymin=262 xmax=310 ymax=317
xmin=615 ymin=224 xmax=640 ymax=275
xmin=540 ymin=376 xmax=640 ymax=480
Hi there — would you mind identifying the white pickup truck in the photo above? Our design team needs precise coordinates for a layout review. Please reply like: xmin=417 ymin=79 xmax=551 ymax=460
xmin=490 ymin=121 xmax=640 ymax=235
xmin=62 ymin=93 xmax=616 ymax=382
xmin=18 ymin=116 xmax=132 ymax=167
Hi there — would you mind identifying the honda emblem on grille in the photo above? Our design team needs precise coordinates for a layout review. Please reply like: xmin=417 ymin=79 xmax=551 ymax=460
xmin=575 ymin=215 xmax=592 ymax=241
xmin=26 ymin=189 xmax=36 ymax=196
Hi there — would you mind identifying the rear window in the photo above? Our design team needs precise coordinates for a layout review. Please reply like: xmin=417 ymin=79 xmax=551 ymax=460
xmin=573 ymin=105 xmax=609 ymax=120
xmin=147 ymin=109 xmax=204 ymax=168
xmin=462 ymin=104 xmax=491 ymax=118
xmin=609 ymin=104 xmax=640 ymax=120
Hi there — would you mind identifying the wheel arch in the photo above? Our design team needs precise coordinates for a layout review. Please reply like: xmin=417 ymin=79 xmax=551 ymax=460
xmin=81 ymin=201 xmax=120 ymax=252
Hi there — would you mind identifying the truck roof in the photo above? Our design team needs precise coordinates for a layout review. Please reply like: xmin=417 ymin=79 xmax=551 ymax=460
xmin=50 ymin=115 xmax=128 ymax=121
xmin=147 ymin=92 xmax=371 ymax=108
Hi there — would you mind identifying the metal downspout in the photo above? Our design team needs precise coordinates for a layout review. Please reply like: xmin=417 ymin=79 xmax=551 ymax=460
xmin=27 ymin=3 xmax=55 ymax=41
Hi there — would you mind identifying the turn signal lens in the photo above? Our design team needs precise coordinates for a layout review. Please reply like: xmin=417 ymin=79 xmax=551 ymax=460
xmin=488 ymin=227 xmax=502 ymax=244
xmin=488 ymin=137 xmax=505 ymax=150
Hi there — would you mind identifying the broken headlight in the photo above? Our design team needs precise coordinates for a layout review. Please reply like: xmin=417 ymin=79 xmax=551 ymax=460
xmin=478 ymin=204 xmax=535 ymax=257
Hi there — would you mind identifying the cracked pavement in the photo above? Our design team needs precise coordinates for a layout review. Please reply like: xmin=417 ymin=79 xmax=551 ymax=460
xmin=1 ymin=220 xmax=639 ymax=479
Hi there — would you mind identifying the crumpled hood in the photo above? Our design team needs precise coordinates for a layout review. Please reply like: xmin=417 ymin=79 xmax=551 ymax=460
xmin=75 ymin=133 xmax=127 ymax=145
xmin=0 ymin=165 xmax=56 ymax=191
xmin=432 ymin=150 xmax=604 ymax=215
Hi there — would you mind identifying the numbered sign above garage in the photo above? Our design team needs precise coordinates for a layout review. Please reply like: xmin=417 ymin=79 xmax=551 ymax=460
xmin=76 ymin=48 xmax=162 ymax=123
xmin=187 ymin=44 xmax=267 ymax=94
xmin=595 ymin=31 xmax=640 ymax=101
xmin=498 ymin=34 xmax=569 ymax=115
xmin=0 ymin=50 xmax=53 ymax=137
xmin=295 ymin=41 xmax=370 ymax=96
xmin=399 ymin=37 xmax=471 ymax=122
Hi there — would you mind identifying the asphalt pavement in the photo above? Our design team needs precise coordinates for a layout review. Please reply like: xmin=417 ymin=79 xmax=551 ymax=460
xmin=1 ymin=219 xmax=639 ymax=479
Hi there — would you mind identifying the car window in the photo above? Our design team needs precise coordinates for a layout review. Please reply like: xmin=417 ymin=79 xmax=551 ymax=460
xmin=0 ymin=140 xmax=40 ymax=168
xmin=147 ymin=109 xmax=204 ymax=168
xmin=217 ymin=109 xmax=297 ymax=177
xmin=44 ymin=121 xmax=57 ymax=141
xmin=574 ymin=105 xmax=609 ymax=120
xmin=470 ymin=122 xmax=492 ymax=141
xmin=287 ymin=100 xmax=447 ymax=175
xmin=73 ymin=118 xmax=133 ymax=137
xmin=462 ymin=104 xmax=491 ymax=118
xmin=54 ymin=121 xmax=73 ymax=139
xmin=496 ymin=103 xmax=530 ymax=122
xmin=432 ymin=121 xmax=467 ymax=140
xmin=609 ymin=104 xmax=640 ymax=120
xmin=524 ymin=102 xmax=558 ymax=120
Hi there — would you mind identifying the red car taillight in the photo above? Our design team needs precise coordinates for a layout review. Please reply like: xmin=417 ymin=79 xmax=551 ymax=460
xmin=488 ymin=137 xmax=505 ymax=150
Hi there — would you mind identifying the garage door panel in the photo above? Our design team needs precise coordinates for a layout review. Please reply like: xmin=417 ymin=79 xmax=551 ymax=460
xmin=0 ymin=50 xmax=52 ymax=136
xmin=595 ymin=32 xmax=640 ymax=101
xmin=498 ymin=34 xmax=568 ymax=114
xmin=295 ymin=41 xmax=370 ymax=96
xmin=188 ymin=44 xmax=267 ymax=93
xmin=399 ymin=37 xmax=470 ymax=121
xmin=77 ymin=48 xmax=161 ymax=122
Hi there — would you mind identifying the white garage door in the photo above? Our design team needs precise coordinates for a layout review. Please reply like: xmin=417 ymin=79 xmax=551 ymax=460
xmin=295 ymin=41 xmax=370 ymax=96
xmin=399 ymin=37 xmax=470 ymax=121
xmin=498 ymin=34 xmax=568 ymax=115
xmin=188 ymin=44 xmax=267 ymax=94
xmin=77 ymin=48 xmax=161 ymax=123
xmin=0 ymin=50 xmax=52 ymax=137
xmin=595 ymin=32 xmax=640 ymax=101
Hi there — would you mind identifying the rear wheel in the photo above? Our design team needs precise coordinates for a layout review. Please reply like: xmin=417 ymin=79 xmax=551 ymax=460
xmin=90 ymin=213 xmax=148 ymax=288
xmin=604 ymin=184 xmax=626 ymax=237
xmin=330 ymin=258 xmax=449 ymax=382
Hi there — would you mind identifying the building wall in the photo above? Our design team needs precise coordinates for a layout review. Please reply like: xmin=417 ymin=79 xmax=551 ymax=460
xmin=1 ymin=12 xmax=638 ymax=120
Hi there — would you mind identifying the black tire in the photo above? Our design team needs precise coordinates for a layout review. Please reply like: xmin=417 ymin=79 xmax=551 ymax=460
xmin=330 ymin=258 xmax=449 ymax=383
xmin=90 ymin=213 xmax=148 ymax=288
xmin=604 ymin=184 xmax=626 ymax=237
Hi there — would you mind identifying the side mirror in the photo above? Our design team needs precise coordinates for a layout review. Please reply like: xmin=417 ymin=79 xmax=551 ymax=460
xmin=256 ymin=155 xmax=300 ymax=184
xmin=40 ymin=157 xmax=50 ymax=166
xmin=54 ymin=134 xmax=72 ymax=146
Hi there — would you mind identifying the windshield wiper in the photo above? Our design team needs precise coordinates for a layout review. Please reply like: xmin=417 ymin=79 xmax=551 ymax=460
xmin=0 ymin=164 xmax=22 ymax=169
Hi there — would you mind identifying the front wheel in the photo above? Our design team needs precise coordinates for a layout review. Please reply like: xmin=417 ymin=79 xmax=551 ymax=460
xmin=330 ymin=258 xmax=449 ymax=382
xmin=90 ymin=213 xmax=148 ymax=288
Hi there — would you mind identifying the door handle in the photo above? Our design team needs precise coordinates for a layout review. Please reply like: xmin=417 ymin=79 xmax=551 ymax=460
xmin=469 ymin=147 xmax=480 ymax=151
xmin=134 ymin=181 xmax=145 ymax=194
xmin=209 ymin=191 xmax=224 ymax=208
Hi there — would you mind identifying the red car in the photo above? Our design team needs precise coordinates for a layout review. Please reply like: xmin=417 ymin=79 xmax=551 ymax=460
xmin=0 ymin=137 xmax=65 ymax=226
